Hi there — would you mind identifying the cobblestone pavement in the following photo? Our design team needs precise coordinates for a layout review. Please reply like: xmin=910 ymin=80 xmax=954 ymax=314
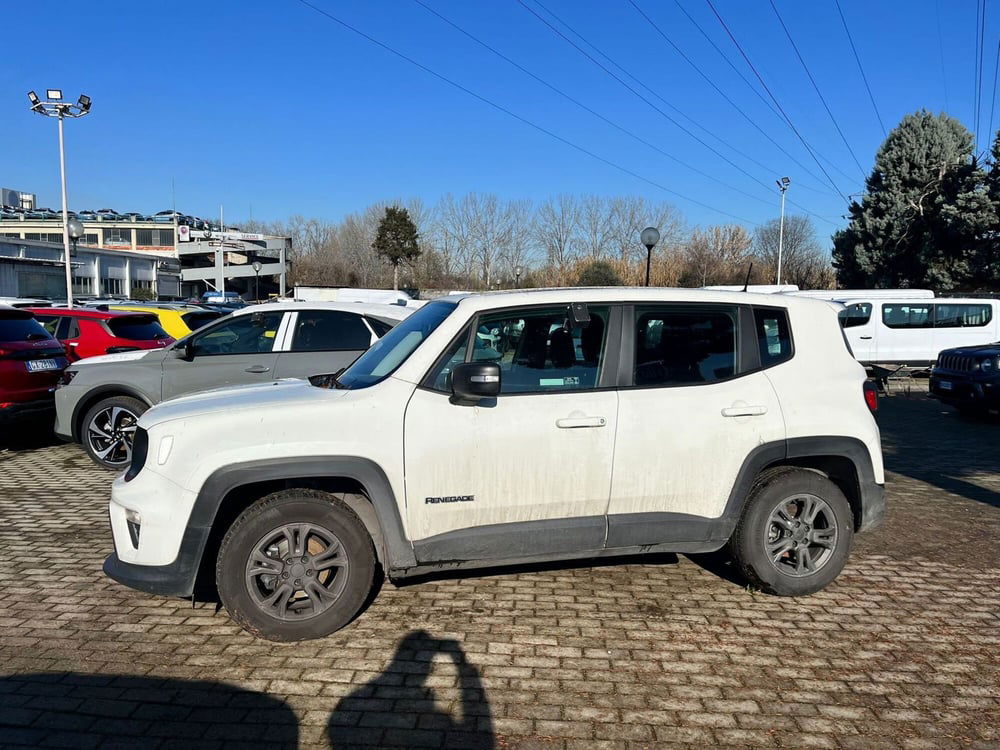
xmin=0 ymin=393 xmax=997 ymax=749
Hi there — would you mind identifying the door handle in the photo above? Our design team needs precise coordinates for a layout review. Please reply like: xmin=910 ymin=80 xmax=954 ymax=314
xmin=245 ymin=365 xmax=270 ymax=373
xmin=721 ymin=405 xmax=767 ymax=417
xmin=859 ymin=335 xmax=873 ymax=340
xmin=556 ymin=416 xmax=607 ymax=429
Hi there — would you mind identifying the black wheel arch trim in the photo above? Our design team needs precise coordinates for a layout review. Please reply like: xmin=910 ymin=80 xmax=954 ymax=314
xmin=71 ymin=385 xmax=154 ymax=442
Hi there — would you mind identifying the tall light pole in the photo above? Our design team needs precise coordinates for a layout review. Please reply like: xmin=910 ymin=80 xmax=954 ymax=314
xmin=641 ymin=226 xmax=660 ymax=287
xmin=776 ymin=177 xmax=790 ymax=286
xmin=28 ymin=90 xmax=91 ymax=308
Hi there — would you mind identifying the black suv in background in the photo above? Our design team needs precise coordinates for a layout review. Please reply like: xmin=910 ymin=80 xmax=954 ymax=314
xmin=930 ymin=343 xmax=1000 ymax=416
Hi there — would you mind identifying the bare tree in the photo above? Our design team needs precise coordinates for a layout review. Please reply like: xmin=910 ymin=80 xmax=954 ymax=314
xmin=578 ymin=195 xmax=613 ymax=260
xmin=751 ymin=216 xmax=835 ymax=289
xmin=682 ymin=225 xmax=753 ymax=287
xmin=535 ymin=195 xmax=581 ymax=283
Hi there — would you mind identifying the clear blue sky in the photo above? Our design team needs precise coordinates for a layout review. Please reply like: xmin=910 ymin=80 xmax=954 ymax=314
xmin=0 ymin=0 xmax=988 ymax=237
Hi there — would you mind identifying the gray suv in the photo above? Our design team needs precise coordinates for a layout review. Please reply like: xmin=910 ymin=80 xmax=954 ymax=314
xmin=55 ymin=301 xmax=409 ymax=468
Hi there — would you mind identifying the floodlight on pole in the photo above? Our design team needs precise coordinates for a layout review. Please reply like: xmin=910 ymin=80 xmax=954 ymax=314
xmin=776 ymin=177 xmax=790 ymax=286
xmin=27 ymin=89 xmax=92 ymax=307
xmin=640 ymin=226 xmax=660 ymax=287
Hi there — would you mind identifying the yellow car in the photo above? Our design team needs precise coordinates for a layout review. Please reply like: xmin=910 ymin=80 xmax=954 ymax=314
xmin=110 ymin=304 xmax=224 ymax=340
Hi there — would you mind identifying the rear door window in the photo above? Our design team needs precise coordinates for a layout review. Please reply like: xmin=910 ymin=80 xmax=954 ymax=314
xmin=934 ymin=303 xmax=993 ymax=328
xmin=633 ymin=305 xmax=738 ymax=386
xmin=107 ymin=316 xmax=170 ymax=341
xmin=290 ymin=311 xmax=373 ymax=352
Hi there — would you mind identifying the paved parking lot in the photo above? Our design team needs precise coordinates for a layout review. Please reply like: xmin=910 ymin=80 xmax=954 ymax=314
xmin=0 ymin=393 xmax=998 ymax=749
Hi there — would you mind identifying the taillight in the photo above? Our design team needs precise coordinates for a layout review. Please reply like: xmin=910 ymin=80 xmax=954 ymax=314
xmin=863 ymin=380 xmax=878 ymax=412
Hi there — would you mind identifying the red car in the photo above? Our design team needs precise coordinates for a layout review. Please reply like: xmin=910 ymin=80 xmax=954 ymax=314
xmin=27 ymin=308 xmax=174 ymax=362
xmin=0 ymin=305 xmax=69 ymax=424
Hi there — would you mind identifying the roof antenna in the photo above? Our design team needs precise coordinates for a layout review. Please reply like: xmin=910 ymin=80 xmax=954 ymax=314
xmin=742 ymin=261 xmax=753 ymax=292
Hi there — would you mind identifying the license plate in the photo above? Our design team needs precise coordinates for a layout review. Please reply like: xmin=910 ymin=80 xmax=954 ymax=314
xmin=26 ymin=359 xmax=59 ymax=372
xmin=938 ymin=380 xmax=953 ymax=391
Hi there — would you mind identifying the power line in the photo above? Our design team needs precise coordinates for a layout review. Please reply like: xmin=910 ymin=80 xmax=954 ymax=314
xmin=768 ymin=0 xmax=867 ymax=180
xmin=292 ymin=0 xmax=755 ymax=224
xmin=517 ymin=0 xmax=778 ymax=198
xmin=626 ymin=0 xmax=840 ymax=198
xmin=705 ymin=0 xmax=850 ymax=202
xmin=834 ymin=0 xmax=886 ymax=138
xmin=408 ymin=0 xmax=773 ymax=208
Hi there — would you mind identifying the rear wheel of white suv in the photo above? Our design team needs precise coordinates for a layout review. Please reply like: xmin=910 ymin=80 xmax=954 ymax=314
xmin=216 ymin=489 xmax=377 ymax=641
xmin=730 ymin=468 xmax=854 ymax=596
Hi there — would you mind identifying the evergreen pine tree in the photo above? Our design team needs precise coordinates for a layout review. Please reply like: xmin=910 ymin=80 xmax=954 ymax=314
xmin=372 ymin=207 xmax=421 ymax=291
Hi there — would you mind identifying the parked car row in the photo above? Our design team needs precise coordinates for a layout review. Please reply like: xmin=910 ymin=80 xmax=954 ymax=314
xmin=0 ymin=205 xmax=222 ymax=229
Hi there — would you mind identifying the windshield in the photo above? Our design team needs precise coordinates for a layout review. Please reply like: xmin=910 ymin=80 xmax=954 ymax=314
xmin=336 ymin=300 xmax=457 ymax=389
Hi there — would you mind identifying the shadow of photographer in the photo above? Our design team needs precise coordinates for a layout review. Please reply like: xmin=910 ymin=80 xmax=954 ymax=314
xmin=328 ymin=629 xmax=495 ymax=749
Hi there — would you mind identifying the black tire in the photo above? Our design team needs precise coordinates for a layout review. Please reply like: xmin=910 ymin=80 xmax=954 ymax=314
xmin=81 ymin=395 xmax=147 ymax=470
xmin=729 ymin=468 xmax=853 ymax=596
xmin=216 ymin=489 xmax=376 ymax=642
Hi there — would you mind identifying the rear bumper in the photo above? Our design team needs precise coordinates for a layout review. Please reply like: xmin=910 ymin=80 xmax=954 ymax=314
xmin=858 ymin=480 xmax=886 ymax=533
xmin=929 ymin=374 xmax=1000 ymax=408
xmin=0 ymin=397 xmax=55 ymax=424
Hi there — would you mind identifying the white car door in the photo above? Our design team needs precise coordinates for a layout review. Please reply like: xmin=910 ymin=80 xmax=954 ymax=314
xmin=403 ymin=304 xmax=620 ymax=562
xmin=878 ymin=301 xmax=933 ymax=363
xmin=839 ymin=301 xmax=876 ymax=363
xmin=607 ymin=304 xmax=786 ymax=548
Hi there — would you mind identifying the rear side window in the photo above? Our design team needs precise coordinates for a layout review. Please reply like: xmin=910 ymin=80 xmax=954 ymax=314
xmin=754 ymin=307 xmax=793 ymax=367
xmin=634 ymin=305 xmax=737 ymax=386
xmin=291 ymin=311 xmax=372 ymax=352
xmin=181 ymin=311 xmax=223 ymax=331
xmin=838 ymin=303 xmax=872 ymax=328
xmin=934 ymin=303 xmax=993 ymax=328
xmin=34 ymin=315 xmax=60 ymax=336
xmin=0 ymin=313 xmax=51 ymax=341
xmin=882 ymin=303 xmax=932 ymax=328
xmin=107 ymin=316 xmax=170 ymax=341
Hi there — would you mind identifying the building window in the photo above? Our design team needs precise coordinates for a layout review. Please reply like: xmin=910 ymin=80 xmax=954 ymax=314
xmin=24 ymin=233 xmax=40 ymax=240
xmin=135 ymin=228 xmax=174 ymax=246
xmin=131 ymin=279 xmax=155 ymax=293
xmin=104 ymin=228 xmax=131 ymax=245
xmin=84 ymin=233 xmax=98 ymax=245
xmin=1 ymin=232 xmax=20 ymax=238
xmin=102 ymin=278 xmax=124 ymax=295
xmin=72 ymin=275 xmax=94 ymax=295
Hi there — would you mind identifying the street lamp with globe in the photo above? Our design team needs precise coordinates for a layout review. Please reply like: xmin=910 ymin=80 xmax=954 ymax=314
xmin=252 ymin=260 xmax=263 ymax=301
xmin=640 ymin=226 xmax=660 ymax=287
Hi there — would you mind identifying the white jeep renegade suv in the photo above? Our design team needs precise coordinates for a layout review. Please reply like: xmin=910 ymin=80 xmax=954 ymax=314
xmin=105 ymin=288 xmax=885 ymax=641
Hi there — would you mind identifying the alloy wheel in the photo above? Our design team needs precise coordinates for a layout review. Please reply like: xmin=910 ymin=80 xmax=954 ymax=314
xmin=764 ymin=493 xmax=839 ymax=578
xmin=86 ymin=406 xmax=138 ymax=467
xmin=245 ymin=523 xmax=350 ymax=622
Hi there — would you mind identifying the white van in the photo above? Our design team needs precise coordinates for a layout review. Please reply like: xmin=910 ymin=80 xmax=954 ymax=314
xmin=839 ymin=297 xmax=999 ymax=365
xmin=790 ymin=289 xmax=935 ymax=302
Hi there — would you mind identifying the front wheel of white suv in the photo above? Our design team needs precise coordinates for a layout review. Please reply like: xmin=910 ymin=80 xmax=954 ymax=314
xmin=730 ymin=468 xmax=854 ymax=596
xmin=216 ymin=489 xmax=377 ymax=641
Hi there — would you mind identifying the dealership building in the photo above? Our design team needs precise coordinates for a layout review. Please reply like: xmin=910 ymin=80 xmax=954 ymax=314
xmin=0 ymin=187 xmax=289 ymax=301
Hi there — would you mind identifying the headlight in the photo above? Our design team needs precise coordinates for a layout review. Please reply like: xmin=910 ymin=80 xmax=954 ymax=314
xmin=59 ymin=369 xmax=77 ymax=386
xmin=982 ymin=357 xmax=996 ymax=372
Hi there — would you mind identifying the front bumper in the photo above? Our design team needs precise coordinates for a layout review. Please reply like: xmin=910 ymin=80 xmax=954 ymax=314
xmin=104 ymin=524 xmax=209 ymax=598
xmin=929 ymin=374 xmax=1000 ymax=408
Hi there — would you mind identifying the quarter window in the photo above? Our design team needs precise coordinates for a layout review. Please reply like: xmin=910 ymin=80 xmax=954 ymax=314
xmin=290 ymin=311 xmax=372 ymax=352
xmin=191 ymin=312 xmax=282 ymax=356
xmin=882 ymin=304 xmax=932 ymax=329
xmin=634 ymin=305 xmax=737 ymax=386
xmin=754 ymin=307 xmax=793 ymax=367
xmin=934 ymin=303 xmax=993 ymax=328
xmin=426 ymin=305 xmax=610 ymax=394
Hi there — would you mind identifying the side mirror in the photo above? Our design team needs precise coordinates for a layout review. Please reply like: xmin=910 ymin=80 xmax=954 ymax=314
xmin=450 ymin=362 xmax=500 ymax=404
xmin=175 ymin=339 xmax=195 ymax=360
